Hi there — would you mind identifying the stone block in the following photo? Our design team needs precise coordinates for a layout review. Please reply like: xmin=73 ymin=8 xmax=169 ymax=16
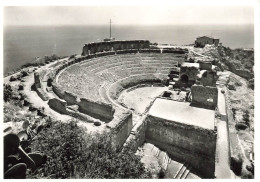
xmin=191 ymin=85 xmax=218 ymax=108
xmin=48 ymin=98 xmax=67 ymax=114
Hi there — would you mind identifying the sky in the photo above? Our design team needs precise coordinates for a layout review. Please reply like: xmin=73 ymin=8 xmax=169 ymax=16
xmin=3 ymin=5 xmax=254 ymax=26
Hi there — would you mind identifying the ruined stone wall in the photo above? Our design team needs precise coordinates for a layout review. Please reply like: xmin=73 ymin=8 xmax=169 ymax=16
xmin=48 ymin=98 xmax=67 ymax=114
xmin=145 ymin=115 xmax=217 ymax=178
xmin=200 ymin=71 xmax=217 ymax=87
xmin=52 ymin=82 xmax=65 ymax=99
xmin=64 ymin=91 xmax=78 ymax=105
xmin=34 ymin=72 xmax=41 ymax=88
xmin=147 ymin=138 xmax=215 ymax=178
xmin=191 ymin=85 xmax=218 ymax=108
xmin=180 ymin=66 xmax=199 ymax=81
xmin=108 ymin=74 xmax=165 ymax=101
xmin=78 ymin=98 xmax=115 ymax=122
xmin=162 ymin=48 xmax=188 ymax=54
xmin=195 ymin=37 xmax=215 ymax=47
xmin=107 ymin=108 xmax=133 ymax=150
xmin=233 ymin=69 xmax=254 ymax=80
xmin=82 ymin=40 xmax=150 ymax=56
xmin=199 ymin=62 xmax=212 ymax=71
xmin=35 ymin=87 xmax=49 ymax=101
xmin=123 ymin=116 xmax=148 ymax=151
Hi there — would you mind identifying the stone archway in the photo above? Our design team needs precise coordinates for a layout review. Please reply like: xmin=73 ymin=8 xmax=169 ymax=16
xmin=180 ymin=74 xmax=189 ymax=84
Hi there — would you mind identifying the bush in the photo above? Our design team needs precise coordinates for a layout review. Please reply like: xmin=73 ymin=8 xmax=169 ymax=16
xmin=231 ymin=155 xmax=243 ymax=175
xmin=4 ymin=84 xmax=13 ymax=102
xmin=28 ymin=120 xmax=151 ymax=179
xmin=227 ymin=84 xmax=236 ymax=90
xmin=21 ymin=55 xmax=60 ymax=69
xmin=9 ymin=76 xmax=17 ymax=82
xmin=248 ymin=78 xmax=254 ymax=90
xmin=69 ymin=54 xmax=76 ymax=60
xmin=18 ymin=84 xmax=24 ymax=91
xmin=21 ymin=70 xmax=29 ymax=77
xmin=243 ymin=110 xmax=250 ymax=127
xmin=94 ymin=121 xmax=101 ymax=126
xmin=236 ymin=122 xmax=248 ymax=130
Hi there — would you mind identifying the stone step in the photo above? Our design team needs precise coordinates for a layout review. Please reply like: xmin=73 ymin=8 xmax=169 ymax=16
xmin=174 ymin=163 xmax=186 ymax=179
xmin=165 ymin=159 xmax=183 ymax=178
xmin=158 ymin=151 xmax=167 ymax=167
xmin=181 ymin=165 xmax=191 ymax=179
xmin=151 ymin=145 xmax=160 ymax=157
xmin=141 ymin=143 xmax=194 ymax=179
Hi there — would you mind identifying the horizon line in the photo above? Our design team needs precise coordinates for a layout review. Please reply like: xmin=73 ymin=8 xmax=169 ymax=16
xmin=3 ymin=23 xmax=254 ymax=27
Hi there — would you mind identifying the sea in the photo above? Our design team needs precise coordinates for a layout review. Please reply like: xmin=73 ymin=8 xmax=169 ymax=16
xmin=3 ymin=24 xmax=254 ymax=75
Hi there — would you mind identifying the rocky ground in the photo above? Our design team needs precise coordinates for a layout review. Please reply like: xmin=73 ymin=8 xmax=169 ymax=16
xmin=3 ymin=45 xmax=255 ymax=179
xmin=191 ymin=46 xmax=255 ymax=178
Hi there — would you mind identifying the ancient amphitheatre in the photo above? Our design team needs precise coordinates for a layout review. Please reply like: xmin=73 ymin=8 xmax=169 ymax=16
xmin=4 ymin=39 xmax=254 ymax=179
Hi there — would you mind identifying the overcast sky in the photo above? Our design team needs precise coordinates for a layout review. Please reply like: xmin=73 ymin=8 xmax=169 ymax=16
xmin=4 ymin=5 xmax=254 ymax=26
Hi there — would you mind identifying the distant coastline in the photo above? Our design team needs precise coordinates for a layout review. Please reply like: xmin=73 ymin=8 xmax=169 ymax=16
xmin=3 ymin=24 xmax=254 ymax=75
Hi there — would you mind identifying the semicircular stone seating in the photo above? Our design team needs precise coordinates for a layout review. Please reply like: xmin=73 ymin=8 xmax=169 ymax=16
xmin=56 ymin=53 xmax=185 ymax=105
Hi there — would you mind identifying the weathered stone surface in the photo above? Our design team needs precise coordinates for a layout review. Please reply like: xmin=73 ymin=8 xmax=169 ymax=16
xmin=234 ymin=69 xmax=254 ymax=80
xmin=191 ymin=85 xmax=218 ymax=108
xmin=145 ymin=115 xmax=217 ymax=178
xmin=107 ymin=108 xmax=133 ymax=150
xmin=199 ymin=62 xmax=212 ymax=71
xmin=64 ymin=91 xmax=78 ymax=105
xmin=82 ymin=40 xmax=150 ymax=55
xmin=35 ymin=88 xmax=49 ymax=101
xmin=78 ymin=98 xmax=115 ymax=121
xmin=34 ymin=72 xmax=41 ymax=88
xmin=52 ymin=83 xmax=64 ymax=99
xmin=48 ymin=98 xmax=67 ymax=114
xmin=200 ymin=71 xmax=217 ymax=87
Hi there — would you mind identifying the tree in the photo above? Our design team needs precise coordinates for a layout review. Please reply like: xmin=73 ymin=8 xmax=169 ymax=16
xmin=29 ymin=120 xmax=151 ymax=179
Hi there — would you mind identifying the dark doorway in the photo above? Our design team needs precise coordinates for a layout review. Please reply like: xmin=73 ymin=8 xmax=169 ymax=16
xmin=180 ymin=74 xmax=188 ymax=84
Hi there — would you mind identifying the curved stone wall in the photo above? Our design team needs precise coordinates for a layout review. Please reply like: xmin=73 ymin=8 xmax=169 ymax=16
xmin=82 ymin=40 xmax=150 ymax=55
xmin=107 ymin=74 xmax=167 ymax=102
xmin=30 ymin=40 xmax=187 ymax=151
xmin=36 ymin=45 xmax=186 ymax=124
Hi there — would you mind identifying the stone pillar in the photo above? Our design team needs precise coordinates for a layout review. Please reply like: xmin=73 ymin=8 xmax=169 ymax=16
xmin=34 ymin=72 xmax=41 ymax=88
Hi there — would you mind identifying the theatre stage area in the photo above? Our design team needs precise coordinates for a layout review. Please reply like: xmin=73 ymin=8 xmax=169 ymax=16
xmin=148 ymin=98 xmax=215 ymax=130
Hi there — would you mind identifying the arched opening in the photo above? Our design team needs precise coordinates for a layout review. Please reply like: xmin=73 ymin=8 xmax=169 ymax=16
xmin=180 ymin=74 xmax=189 ymax=84
xmin=202 ymin=71 xmax=208 ymax=78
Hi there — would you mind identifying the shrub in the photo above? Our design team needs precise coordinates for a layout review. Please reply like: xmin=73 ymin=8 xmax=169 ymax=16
xmin=236 ymin=122 xmax=248 ymax=130
xmin=21 ymin=55 xmax=60 ymax=69
xmin=94 ymin=121 xmax=101 ymax=126
xmin=243 ymin=110 xmax=250 ymax=127
xmin=231 ymin=155 xmax=243 ymax=175
xmin=21 ymin=70 xmax=29 ymax=77
xmin=9 ymin=76 xmax=17 ymax=82
xmin=28 ymin=120 xmax=151 ymax=179
xmin=158 ymin=168 xmax=165 ymax=179
xmin=248 ymin=78 xmax=254 ymax=90
xmin=4 ymin=84 xmax=13 ymax=102
xmin=69 ymin=54 xmax=76 ymax=60
xmin=18 ymin=84 xmax=24 ymax=91
xmin=228 ymin=84 xmax=236 ymax=91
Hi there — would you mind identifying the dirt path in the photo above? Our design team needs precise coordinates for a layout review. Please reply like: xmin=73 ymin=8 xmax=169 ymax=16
xmin=215 ymin=88 xmax=233 ymax=178
xmin=15 ymin=59 xmax=105 ymax=133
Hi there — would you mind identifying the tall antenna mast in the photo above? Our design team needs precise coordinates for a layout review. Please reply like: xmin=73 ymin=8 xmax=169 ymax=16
xmin=110 ymin=19 xmax=112 ymax=38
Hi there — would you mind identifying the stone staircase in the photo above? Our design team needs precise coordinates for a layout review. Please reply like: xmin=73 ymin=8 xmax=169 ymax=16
xmin=99 ymin=82 xmax=112 ymax=103
xmin=100 ymin=71 xmax=119 ymax=82
xmin=141 ymin=143 xmax=200 ymax=179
